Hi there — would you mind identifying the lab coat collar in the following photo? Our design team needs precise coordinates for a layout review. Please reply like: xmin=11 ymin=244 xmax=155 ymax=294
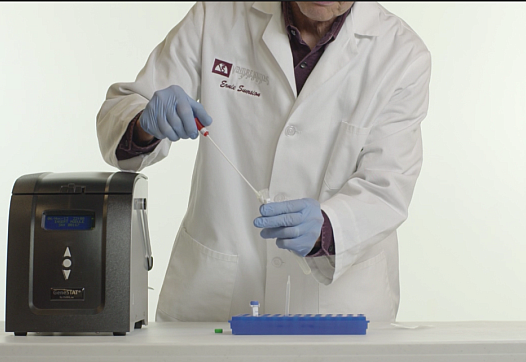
xmin=252 ymin=2 xmax=381 ymax=37
xmin=291 ymin=11 xmax=356 ymax=109
xmin=250 ymin=1 xmax=381 ymax=105
xmin=252 ymin=2 xmax=297 ymax=97
xmin=351 ymin=2 xmax=380 ymax=37
xmin=251 ymin=2 xmax=275 ymax=15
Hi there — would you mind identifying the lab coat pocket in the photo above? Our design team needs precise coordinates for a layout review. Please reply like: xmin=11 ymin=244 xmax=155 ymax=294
xmin=319 ymin=251 xmax=395 ymax=322
xmin=324 ymin=121 xmax=371 ymax=190
xmin=157 ymin=228 xmax=239 ymax=322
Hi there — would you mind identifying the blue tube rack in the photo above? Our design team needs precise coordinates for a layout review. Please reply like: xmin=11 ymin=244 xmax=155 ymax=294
xmin=229 ymin=314 xmax=369 ymax=335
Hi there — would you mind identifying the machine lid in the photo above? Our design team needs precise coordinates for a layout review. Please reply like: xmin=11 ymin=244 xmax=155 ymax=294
xmin=11 ymin=172 xmax=146 ymax=195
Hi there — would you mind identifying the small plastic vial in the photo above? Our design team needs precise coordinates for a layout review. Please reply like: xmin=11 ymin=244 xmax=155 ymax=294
xmin=257 ymin=189 xmax=271 ymax=205
xmin=250 ymin=301 xmax=260 ymax=317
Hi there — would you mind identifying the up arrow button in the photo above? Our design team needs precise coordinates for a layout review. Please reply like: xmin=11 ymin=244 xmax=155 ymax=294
xmin=64 ymin=247 xmax=71 ymax=258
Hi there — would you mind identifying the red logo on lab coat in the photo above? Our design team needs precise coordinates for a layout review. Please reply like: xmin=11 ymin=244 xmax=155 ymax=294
xmin=212 ymin=59 xmax=232 ymax=78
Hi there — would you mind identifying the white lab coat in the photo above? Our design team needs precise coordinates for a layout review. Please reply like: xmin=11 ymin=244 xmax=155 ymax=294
xmin=97 ymin=2 xmax=431 ymax=322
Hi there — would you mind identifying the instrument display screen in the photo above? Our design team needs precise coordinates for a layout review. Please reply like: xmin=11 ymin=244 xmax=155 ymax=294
xmin=42 ymin=213 xmax=94 ymax=231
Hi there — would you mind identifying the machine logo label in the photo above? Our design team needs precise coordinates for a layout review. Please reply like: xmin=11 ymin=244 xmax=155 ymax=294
xmin=212 ymin=59 xmax=233 ymax=78
xmin=50 ymin=288 xmax=85 ymax=301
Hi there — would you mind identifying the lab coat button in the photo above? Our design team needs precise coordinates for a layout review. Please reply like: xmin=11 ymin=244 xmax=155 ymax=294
xmin=271 ymin=257 xmax=283 ymax=267
xmin=300 ymin=62 xmax=307 ymax=69
xmin=285 ymin=126 xmax=296 ymax=136
xmin=274 ymin=193 xmax=286 ymax=202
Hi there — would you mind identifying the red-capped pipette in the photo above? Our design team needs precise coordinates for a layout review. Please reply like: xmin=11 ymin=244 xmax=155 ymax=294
xmin=194 ymin=118 xmax=311 ymax=275
xmin=195 ymin=118 xmax=268 ymax=203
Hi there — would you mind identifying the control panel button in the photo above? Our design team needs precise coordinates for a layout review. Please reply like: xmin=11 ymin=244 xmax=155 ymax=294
xmin=62 ymin=247 xmax=72 ymax=280
xmin=62 ymin=270 xmax=71 ymax=280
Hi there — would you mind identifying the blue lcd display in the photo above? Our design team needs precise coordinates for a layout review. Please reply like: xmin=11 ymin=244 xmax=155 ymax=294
xmin=43 ymin=215 xmax=94 ymax=231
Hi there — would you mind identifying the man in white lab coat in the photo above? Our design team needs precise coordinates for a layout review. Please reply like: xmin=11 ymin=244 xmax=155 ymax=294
xmin=97 ymin=2 xmax=431 ymax=322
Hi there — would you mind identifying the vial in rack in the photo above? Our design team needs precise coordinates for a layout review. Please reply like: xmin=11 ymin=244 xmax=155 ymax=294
xmin=250 ymin=301 xmax=260 ymax=317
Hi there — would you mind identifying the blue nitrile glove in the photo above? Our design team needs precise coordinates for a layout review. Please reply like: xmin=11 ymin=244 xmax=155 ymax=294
xmin=253 ymin=198 xmax=324 ymax=257
xmin=139 ymin=85 xmax=212 ymax=142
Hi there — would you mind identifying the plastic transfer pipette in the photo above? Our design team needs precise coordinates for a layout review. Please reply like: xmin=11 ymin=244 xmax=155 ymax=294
xmin=195 ymin=118 xmax=311 ymax=275
xmin=195 ymin=118 xmax=263 ymax=202
xmin=285 ymin=275 xmax=291 ymax=316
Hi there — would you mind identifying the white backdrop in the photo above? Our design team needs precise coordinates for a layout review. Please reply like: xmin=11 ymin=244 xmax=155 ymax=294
xmin=1 ymin=2 xmax=525 ymax=323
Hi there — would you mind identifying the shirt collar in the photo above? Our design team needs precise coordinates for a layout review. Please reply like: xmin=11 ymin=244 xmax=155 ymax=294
xmin=281 ymin=2 xmax=352 ymax=45
xmin=252 ymin=2 xmax=380 ymax=37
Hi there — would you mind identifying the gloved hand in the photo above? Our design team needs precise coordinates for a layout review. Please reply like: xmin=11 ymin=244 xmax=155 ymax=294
xmin=253 ymin=198 xmax=324 ymax=257
xmin=139 ymin=85 xmax=212 ymax=142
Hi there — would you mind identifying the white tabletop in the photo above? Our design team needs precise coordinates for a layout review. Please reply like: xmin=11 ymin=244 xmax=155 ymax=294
xmin=1 ymin=321 xmax=526 ymax=362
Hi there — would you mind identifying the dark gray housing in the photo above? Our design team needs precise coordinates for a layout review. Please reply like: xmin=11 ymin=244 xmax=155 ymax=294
xmin=5 ymin=172 xmax=152 ymax=336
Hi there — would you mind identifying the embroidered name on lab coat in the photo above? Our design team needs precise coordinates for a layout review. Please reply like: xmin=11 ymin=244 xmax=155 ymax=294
xmin=220 ymin=80 xmax=261 ymax=97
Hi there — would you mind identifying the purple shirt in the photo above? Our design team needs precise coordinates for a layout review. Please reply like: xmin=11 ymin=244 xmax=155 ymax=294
xmin=116 ymin=110 xmax=160 ymax=161
xmin=282 ymin=2 xmax=351 ymax=95
xmin=116 ymin=2 xmax=354 ymax=257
